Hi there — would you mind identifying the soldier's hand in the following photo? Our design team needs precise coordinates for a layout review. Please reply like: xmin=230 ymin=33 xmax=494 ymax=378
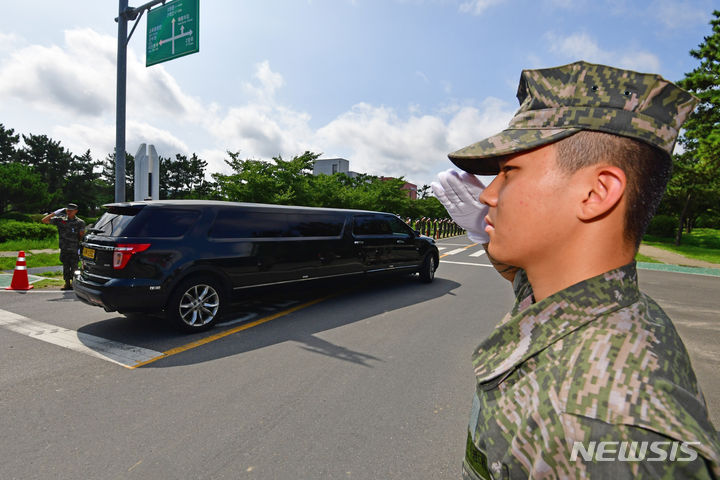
xmin=431 ymin=169 xmax=489 ymax=244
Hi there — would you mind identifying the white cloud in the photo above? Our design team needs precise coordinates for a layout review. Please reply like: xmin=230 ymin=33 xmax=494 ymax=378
xmin=0 ymin=28 xmax=515 ymax=187
xmin=458 ymin=0 xmax=507 ymax=15
xmin=545 ymin=31 xmax=661 ymax=72
xmin=653 ymin=0 xmax=710 ymax=29
xmin=0 ymin=29 xmax=114 ymax=117
xmin=242 ymin=60 xmax=285 ymax=102
xmin=53 ymin=121 xmax=191 ymax=162
xmin=315 ymin=97 xmax=514 ymax=183
xmin=0 ymin=33 xmax=23 ymax=53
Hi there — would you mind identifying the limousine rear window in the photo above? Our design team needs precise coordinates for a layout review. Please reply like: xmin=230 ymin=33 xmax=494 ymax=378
xmin=93 ymin=206 xmax=143 ymax=237
xmin=209 ymin=211 xmax=345 ymax=238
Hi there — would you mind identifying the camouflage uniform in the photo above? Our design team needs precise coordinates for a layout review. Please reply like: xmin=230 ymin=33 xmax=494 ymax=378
xmin=50 ymin=215 xmax=86 ymax=283
xmin=463 ymin=264 xmax=720 ymax=479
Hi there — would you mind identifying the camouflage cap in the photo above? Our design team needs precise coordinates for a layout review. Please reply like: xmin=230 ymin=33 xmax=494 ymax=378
xmin=66 ymin=203 xmax=78 ymax=210
xmin=449 ymin=61 xmax=699 ymax=175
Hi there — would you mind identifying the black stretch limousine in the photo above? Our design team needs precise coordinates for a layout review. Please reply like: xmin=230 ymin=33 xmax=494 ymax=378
xmin=74 ymin=201 xmax=439 ymax=331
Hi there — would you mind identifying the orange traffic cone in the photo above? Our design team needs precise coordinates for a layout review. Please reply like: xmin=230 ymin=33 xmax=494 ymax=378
xmin=6 ymin=251 xmax=33 ymax=291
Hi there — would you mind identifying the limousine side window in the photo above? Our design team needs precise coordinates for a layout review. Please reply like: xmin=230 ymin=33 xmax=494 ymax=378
xmin=209 ymin=211 xmax=346 ymax=238
xmin=123 ymin=208 xmax=201 ymax=237
xmin=286 ymin=213 xmax=346 ymax=237
xmin=353 ymin=215 xmax=392 ymax=236
xmin=387 ymin=216 xmax=414 ymax=237
xmin=210 ymin=211 xmax=287 ymax=238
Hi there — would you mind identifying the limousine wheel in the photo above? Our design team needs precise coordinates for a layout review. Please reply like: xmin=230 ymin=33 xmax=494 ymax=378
xmin=419 ymin=254 xmax=436 ymax=283
xmin=168 ymin=277 xmax=224 ymax=332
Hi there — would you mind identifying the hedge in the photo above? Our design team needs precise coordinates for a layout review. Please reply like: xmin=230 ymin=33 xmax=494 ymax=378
xmin=646 ymin=214 xmax=676 ymax=238
xmin=0 ymin=212 xmax=34 ymax=223
xmin=0 ymin=219 xmax=58 ymax=242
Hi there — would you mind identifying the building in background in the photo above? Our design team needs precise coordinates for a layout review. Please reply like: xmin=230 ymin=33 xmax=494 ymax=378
xmin=380 ymin=177 xmax=418 ymax=200
xmin=312 ymin=158 xmax=417 ymax=199
xmin=312 ymin=158 xmax=359 ymax=178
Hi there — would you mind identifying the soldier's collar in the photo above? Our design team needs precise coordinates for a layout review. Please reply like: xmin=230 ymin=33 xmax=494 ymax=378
xmin=472 ymin=262 xmax=640 ymax=386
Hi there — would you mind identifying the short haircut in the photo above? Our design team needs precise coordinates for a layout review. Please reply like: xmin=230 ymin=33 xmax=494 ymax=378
xmin=554 ymin=131 xmax=671 ymax=248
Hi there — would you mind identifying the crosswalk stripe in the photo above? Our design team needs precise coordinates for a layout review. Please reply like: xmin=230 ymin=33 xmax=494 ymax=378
xmin=441 ymin=260 xmax=494 ymax=267
xmin=437 ymin=246 xmax=447 ymax=251
xmin=0 ymin=309 xmax=162 ymax=369
xmin=445 ymin=248 xmax=467 ymax=255
xmin=469 ymin=250 xmax=486 ymax=257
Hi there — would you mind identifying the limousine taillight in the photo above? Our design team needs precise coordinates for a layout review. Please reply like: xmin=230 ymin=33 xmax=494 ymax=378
xmin=113 ymin=243 xmax=151 ymax=269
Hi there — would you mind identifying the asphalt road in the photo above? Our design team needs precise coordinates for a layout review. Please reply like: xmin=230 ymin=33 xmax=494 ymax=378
xmin=1 ymin=237 xmax=718 ymax=479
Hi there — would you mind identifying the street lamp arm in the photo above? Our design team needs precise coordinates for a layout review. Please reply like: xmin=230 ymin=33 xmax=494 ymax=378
xmin=115 ymin=0 xmax=166 ymax=22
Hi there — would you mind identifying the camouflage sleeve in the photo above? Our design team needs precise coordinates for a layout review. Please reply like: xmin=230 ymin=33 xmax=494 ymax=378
xmin=563 ymin=413 xmax=719 ymax=480
xmin=49 ymin=216 xmax=62 ymax=226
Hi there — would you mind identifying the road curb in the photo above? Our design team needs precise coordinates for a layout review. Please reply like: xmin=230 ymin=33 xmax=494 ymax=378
xmin=636 ymin=262 xmax=720 ymax=277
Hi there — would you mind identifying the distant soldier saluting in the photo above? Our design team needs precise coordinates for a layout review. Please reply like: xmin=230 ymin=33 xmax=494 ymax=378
xmin=42 ymin=203 xmax=85 ymax=291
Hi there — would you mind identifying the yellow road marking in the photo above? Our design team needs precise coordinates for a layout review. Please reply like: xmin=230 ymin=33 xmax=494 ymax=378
xmin=440 ymin=243 xmax=477 ymax=259
xmin=130 ymin=295 xmax=334 ymax=369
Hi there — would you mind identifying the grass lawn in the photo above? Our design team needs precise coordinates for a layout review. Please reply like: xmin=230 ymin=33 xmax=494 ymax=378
xmin=642 ymin=228 xmax=720 ymax=265
xmin=0 ymin=252 xmax=64 ymax=270
xmin=0 ymin=236 xmax=59 ymax=252
xmin=635 ymin=253 xmax=661 ymax=263
xmin=33 ymin=278 xmax=65 ymax=288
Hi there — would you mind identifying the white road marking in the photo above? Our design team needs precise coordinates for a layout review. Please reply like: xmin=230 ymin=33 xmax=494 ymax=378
xmin=445 ymin=248 xmax=468 ymax=255
xmin=0 ymin=309 xmax=162 ymax=369
xmin=437 ymin=247 xmax=447 ymax=251
xmin=441 ymin=260 xmax=494 ymax=267
xmin=436 ymin=243 xmax=470 ymax=246
xmin=216 ymin=312 xmax=259 ymax=327
xmin=469 ymin=250 xmax=486 ymax=258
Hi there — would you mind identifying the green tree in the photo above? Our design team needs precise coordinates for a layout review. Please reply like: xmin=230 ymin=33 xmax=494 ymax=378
xmin=0 ymin=124 xmax=19 ymax=163
xmin=160 ymin=153 xmax=212 ymax=199
xmin=99 ymin=152 xmax=135 ymax=203
xmin=17 ymin=134 xmax=74 ymax=199
xmin=213 ymin=151 xmax=318 ymax=205
xmin=0 ymin=163 xmax=50 ymax=214
xmin=670 ymin=10 xmax=720 ymax=244
xmin=63 ymin=150 xmax=105 ymax=215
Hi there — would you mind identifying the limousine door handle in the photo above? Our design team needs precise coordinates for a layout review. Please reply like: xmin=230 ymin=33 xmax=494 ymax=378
xmin=396 ymin=240 xmax=405 ymax=244
xmin=354 ymin=240 xmax=364 ymax=245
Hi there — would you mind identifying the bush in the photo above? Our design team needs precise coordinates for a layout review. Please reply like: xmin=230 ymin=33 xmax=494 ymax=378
xmin=696 ymin=213 xmax=720 ymax=229
xmin=0 ymin=219 xmax=57 ymax=242
xmin=646 ymin=214 xmax=676 ymax=238
xmin=0 ymin=212 xmax=33 ymax=222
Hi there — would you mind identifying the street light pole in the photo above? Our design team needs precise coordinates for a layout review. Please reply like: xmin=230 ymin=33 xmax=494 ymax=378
xmin=115 ymin=0 xmax=128 ymax=203
xmin=115 ymin=0 xmax=167 ymax=203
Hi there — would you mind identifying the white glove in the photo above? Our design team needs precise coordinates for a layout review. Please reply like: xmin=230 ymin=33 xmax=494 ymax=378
xmin=53 ymin=208 xmax=66 ymax=216
xmin=431 ymin=169 xmax=489 ymax=244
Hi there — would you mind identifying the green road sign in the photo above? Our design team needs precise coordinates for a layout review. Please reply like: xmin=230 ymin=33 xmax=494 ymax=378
xmin=146 ymin=0 xmax=199 ymax=67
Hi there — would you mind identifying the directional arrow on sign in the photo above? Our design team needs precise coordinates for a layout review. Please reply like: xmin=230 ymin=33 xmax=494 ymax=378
xmin=158 ymin=17 xmax=193 ymax=55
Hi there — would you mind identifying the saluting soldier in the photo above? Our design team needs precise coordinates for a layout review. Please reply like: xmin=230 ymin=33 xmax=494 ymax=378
xmin=42 ymin=203 xmax=86 ymax=290
xmin=433 ymin=61 xmax=720 ymax=478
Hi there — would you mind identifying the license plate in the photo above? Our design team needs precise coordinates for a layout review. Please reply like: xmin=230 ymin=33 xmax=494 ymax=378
xmin=82 ymin=247 xmax=95 ymax=260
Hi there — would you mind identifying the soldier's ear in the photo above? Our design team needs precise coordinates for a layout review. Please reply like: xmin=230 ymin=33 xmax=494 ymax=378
xmin=576 ymin=164 xmax=626 ymax=221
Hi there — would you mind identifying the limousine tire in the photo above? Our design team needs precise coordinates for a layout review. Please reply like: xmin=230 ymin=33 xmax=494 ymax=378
xmin=419 ymin=254 xmax=436 ymax=283
xmin=167 ymin=276 xmax=225 ymax=332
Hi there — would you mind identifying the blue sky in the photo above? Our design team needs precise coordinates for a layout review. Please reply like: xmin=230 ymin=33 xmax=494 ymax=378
xmin=0 ymin=0 xmax=714 ymax=188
